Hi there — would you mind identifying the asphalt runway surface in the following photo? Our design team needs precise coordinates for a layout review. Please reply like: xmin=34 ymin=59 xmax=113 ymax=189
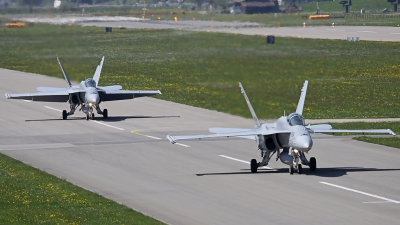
xmin=3 ymin=14 xmax=399 ymax=41
xmin=1 ymin=68 xmax=400 ymax=224
xmin=79 ymin=20 xmax=400 ymax=42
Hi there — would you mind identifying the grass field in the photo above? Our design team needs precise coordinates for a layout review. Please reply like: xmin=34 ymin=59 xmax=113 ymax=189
xmin=0 ymin=153 xmax=165 ymax=224
xmin=1 ymin=23 xmax=399 ymax=120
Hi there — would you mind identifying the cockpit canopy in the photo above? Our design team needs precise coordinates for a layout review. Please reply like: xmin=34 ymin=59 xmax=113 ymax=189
xmin=85 ymin=78 xmax=96 ymax=88
xmin=287 ymin=113 xmax=305 ymax=126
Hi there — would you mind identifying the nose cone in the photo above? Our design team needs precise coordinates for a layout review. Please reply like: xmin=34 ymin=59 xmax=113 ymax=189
xmin=295 ymin=136 xmax=313 ymax=151
xmin=86 ymin=93 xmax=100 ymax=105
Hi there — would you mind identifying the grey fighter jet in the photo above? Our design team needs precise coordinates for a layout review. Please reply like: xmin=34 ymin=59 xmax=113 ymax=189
xmin=167 ymin=81 xmax=396 ymax=174
xmin=5 ymin=57 xmax=161 ymax=120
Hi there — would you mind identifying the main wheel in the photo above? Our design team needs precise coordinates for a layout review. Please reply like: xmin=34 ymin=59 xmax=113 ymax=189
xmin=309 ymin=157 xmax=317 ymax=171
xmin=103 ymin=109 xmax=108 ymax=119
xmin=298 ymin=164 xmax=302 ymax=174
xmin=91 ymin=113 xmax=95 ymax=120
xmin=62 ymin=110 xmax=68 ymax=120
xmin=250 ymin=159 xmax=258 ymax=173
xmin=289 ymin=165 xmax=294 ymax=175
xmin=86 ymin=114 xmax=89 ymax=121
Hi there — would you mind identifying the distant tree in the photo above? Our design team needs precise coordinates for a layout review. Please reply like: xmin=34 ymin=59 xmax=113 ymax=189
xmin=19 ymin=0 xmax=43 ymax=13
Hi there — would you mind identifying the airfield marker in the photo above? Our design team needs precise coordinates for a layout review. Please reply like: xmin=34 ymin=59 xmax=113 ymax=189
xmin=320 ymin=181 xmax=400 ymax=204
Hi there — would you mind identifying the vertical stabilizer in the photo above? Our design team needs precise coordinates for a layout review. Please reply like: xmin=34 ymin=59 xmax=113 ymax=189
xmin=57 ymin=57 xmax=72 ymax=88
xmin=296 ymin=80 xmax=308 ymax=115
xmin=93 ymin=56 xmax=105 ymax=87
xmin=239 ymin=82 xmax=261 ymax=127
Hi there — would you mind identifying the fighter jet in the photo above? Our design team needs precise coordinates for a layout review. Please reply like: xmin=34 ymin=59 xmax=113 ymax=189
xmin=5 ymin=57 xmax=161 ymax=120
xmin=167 ymin=81 xmax=396 ymax=174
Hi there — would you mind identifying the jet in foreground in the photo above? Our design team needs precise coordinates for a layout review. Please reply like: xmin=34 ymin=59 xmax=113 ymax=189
xmin=5 ymin=57 xmax=161 ymax=120
xmin=167 ymin=81 xmax=395 ymax=174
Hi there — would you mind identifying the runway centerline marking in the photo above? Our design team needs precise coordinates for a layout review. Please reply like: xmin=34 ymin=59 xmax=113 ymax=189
xmin=390 ymin=32 xmax=400 ymax=35
xmin=45 ymin=106 xmax=125 ymax=130
xmin=130 ymin=131 xmax=161 ymax=139
xmin=357 ymin=30 xmax=376 ymax=33
xmin=320 ymin=181 xmax=400 ymax=204
xmin=45 ymin=106 xmax=62 ymax=112
xmin=175 ymin=143 xmax=190 ymax=147
xmin=219 ymin=155 xmax=275 ymax=170
xmin=93 ymin=121 xmax=125 ymax=131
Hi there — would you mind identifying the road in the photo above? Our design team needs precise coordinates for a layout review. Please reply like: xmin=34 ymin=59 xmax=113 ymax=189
xmin=2 ymin=14 xmax=399 ymax=42
xmin=1 ymin=68 xmax=399 ymax=225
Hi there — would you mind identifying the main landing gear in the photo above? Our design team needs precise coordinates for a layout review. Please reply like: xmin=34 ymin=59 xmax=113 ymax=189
xmin=250 ymin=149 xmax=317 ymax=175
xmin=61 ymin=104 xmax=108 ymax=120
xmin=62 ymin=104 xmax=78 ymax=120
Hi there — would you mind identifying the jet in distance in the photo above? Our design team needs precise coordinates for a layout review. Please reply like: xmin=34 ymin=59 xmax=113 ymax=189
xmin=5 ymin=57 xmax=161 ymax=120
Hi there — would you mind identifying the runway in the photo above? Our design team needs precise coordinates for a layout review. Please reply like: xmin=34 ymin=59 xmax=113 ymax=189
xmin=1 ymin=68 xmax=399 ymax=225
xmin=79 ymin=20 xmax=400 ymax=42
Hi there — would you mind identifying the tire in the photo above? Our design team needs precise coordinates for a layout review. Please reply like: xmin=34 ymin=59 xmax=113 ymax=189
xmin=289 ymin=165 xmax=294 ymax=175
xmin=62 ymin=110 xmax=68 ymax=120
xmin=298 ymin=164 xmax=302 ymax=174
xmin=86 ymin=114 xmax=89 ymax=121
xmin=91 ymin=113 xmax=95 ymax=120
xmin=103 ymin=109 xmax=108 ymax=119
xmin=250 ymin=159 xmax=258 ymax=173
xmin=309 ymin=157 xmax=317 ymax=171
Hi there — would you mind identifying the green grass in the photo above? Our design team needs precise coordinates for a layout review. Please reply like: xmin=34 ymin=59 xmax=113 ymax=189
xmin=1 ymin=23 xmax=400 ymax=120
xmin=0 ymin=153 xmax=165 ymax=224
xmin=320 ymin=121 xmax=400 ymax=149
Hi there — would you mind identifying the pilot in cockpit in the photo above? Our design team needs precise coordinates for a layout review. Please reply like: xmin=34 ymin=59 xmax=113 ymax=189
xmin=287 ymin=113 xmax=305 ymax=126
xmin=85 ymin=78 xmax=96 ymax=88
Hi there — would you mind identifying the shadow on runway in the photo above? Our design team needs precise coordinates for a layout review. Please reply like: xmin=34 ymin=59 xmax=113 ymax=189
xmin=196 ymin=167 xmax=400 ymax=177
xmin=196 ymin=168 xmax=288 ymax=176
xmin=25 ymin=115 xmax=180 ymax=122
xmin=303 ymin=167 xmax=400 ymax=177
xmin=95 ymin=115 xmax=180 ymax=122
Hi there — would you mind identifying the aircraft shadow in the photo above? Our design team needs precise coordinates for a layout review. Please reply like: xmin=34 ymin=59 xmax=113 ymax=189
xmin=95 ymin=115 xmax=180 ymax=122
xmin=196 ymin=167 xmax=400 ymax=177
xmin=25 ymin=115 xmax=180 ymax=122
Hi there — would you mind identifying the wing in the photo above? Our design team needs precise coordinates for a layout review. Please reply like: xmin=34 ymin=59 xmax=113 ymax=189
xmin=312 ymin=129 xmax=396 ymax=136
xmin=296 ymin=80 xmax=308 ymax=115
xmin=167 ymin=127 xmax=290 ymax=144
xmin=99 ymin=89 xmax=161 ymax=101
xmin=6 ymin=90 xmax=70 ymax=102
xmin=6 ymin=88 xmax=83 ymax=102
xmin=306 ymin=123 xmax=396 ymax=136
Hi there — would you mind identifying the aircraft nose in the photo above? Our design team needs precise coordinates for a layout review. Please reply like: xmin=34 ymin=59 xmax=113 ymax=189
xmin=296 ymin=136 xmax=313 ymax=151
xmin=86 ymin=94 xmax=100 ymax=105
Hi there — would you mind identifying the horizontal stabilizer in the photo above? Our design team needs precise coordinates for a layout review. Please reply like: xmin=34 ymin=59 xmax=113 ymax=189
xmin=37 ymin=87 xmax=68 ymax=92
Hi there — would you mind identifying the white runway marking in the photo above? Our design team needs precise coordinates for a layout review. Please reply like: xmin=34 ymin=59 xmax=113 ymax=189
xmin=320 ymin=182 xmax=400 ymax=204
xmin=45 ymin=106 xmax=62 ymax=112
xmin=176 ymin=143 xmax=190 ymax=147
xmin=219 ymin=155 xmax=275 ymax=170
xmin=390 ymin=32 xmax=400 ymax=35
xmin=93 ymin=121 xmax=125 ymax=131
xmin=357 ymin=30 xmax=376 ymax=33
xmin=45 ymin=106 xmax=125 ymax=130
xmin=326 ymin=29 xmax=345 ymax=31
xmin=145 ymin=135 xmax=162 ymax=140
xmin=23 ymin=100 xmax=32 ymax=102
